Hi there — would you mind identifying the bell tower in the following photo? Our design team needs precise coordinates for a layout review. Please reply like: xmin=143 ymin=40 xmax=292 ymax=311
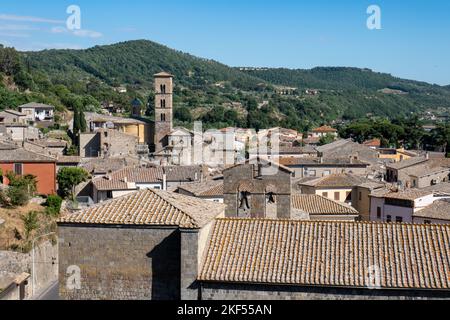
xmin=154 ymin=72 xmax=173 ymax=152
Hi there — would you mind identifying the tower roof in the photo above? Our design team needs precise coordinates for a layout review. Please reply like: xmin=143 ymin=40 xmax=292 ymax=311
xmin=154 ymin=71 xmax=173 ymax=78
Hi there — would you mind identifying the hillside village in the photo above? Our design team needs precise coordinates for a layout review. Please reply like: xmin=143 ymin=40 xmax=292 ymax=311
xmin=0 ymin=71 xmax=450 ymax=300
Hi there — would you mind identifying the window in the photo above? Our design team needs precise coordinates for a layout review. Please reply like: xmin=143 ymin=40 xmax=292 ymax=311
xmin=323 ymin=170 xmax=331 ymax=177
xmin=322 ymin=192 xmax=329 ymax=198
xmin=359 ymin=192 xmax=362 ymax=201
xmin=161 ymin=114 xmax=166 ymax=122
xmin=377 ymin=207 xmax=381 ymax=219
xmin=160 ymin=84 xmax=166 ymax=93
xmin=396 ymin=216 xmax=403 ymax=223
xmin=309 ymin=170 xmax=316 ymax=177
xmin=334 ymin=192 xmax=340 ymax=201
xmin=160 ymin=99 xmax=166 ymax=108
xmin=386 ymin=215 xmax=392 ymax=223
xmin=106 ymin=191 xmax=113 ymax=199
xmin=238 ymin=192 xmax=250 ymax=210
xmin=14 ymin=163 xmax=23 ymax=176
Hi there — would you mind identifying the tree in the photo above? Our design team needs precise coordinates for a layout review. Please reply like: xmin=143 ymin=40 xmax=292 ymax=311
xmin=22 ymin=211 xmax=40 ymax=240
xmin=57 ymin=167 xmax=89 ymax=200
xmin=318 ymin=133 xmax=336 ymax=146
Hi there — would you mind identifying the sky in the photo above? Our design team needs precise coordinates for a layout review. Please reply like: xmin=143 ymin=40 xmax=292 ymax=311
xmin=0 ymin=0 xmax=449 ymax=85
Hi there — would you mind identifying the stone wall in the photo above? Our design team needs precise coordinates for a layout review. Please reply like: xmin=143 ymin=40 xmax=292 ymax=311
xmin=58 ymin=225 xmax=181 ymax=300
xmin=200 ymin=282 xmax=450 ymax=300
xmin=0 ymin=241 xmax=58 ymax=299
xmin=224 ymin=163 xmax=292 ymax=218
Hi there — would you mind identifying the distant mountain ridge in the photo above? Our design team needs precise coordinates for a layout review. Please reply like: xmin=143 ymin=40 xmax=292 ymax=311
xmin=1 ymin=39 xmax=449 ymax=131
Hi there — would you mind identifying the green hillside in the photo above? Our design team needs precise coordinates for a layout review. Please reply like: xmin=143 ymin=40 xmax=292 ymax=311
xmin=1 ymin=40 xmax=449 ymax=132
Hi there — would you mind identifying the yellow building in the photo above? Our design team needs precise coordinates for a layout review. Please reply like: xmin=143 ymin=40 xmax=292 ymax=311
xmin=85 ymin=112 xmax=153 ymax=145
xmin=377 ymin=148 xmax=417 ymax=163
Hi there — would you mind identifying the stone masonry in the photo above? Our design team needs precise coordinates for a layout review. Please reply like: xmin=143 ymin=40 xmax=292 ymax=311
xmin=223 ymin=162 xmax=292 ymax=219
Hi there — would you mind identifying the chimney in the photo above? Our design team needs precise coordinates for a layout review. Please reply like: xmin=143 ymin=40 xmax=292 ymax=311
xmin=163 ymin=173 xmax=167 ymax=191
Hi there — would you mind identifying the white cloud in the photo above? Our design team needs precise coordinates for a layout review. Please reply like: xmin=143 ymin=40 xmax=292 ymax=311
xmin=73 ymin=29 xmax=103 ymax=38
xmin=0 ymin=14 xmax=64 ymax=24
xmin=0 ymin=31 xmax=30 ymax=38
xmin=0 ymin=24 xmax=40 ymax=31
xmin=51 ymin=26 xmax=103 ymax=38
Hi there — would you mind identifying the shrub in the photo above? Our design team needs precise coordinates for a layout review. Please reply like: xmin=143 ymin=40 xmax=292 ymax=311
xmin=6 ymin=186 xmax=30 ymax=207
xmin=22 ymin=211 xmax=39 ymax=239
xmin=45 ymin=195 xmax=63 ymax=216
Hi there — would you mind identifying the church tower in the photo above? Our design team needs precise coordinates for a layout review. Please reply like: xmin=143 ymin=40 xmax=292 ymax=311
xmin=154 ymin=72 xmax=173 ymax=152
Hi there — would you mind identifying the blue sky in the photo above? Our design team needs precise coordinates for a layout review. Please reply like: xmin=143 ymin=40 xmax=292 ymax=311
xmin=0 ymin=0 xmax=449 ymax=85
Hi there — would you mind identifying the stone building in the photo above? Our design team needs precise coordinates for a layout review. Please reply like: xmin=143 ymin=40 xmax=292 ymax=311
xmin=154 ymin=72 xmax=174 ymax=153
xmin=79 ymin=128 xmax=140 ymax=158
xmin=58 ymin=194 xmax=450 ymax=300
xmin=223 ymin=158 xmax=293 ymax=219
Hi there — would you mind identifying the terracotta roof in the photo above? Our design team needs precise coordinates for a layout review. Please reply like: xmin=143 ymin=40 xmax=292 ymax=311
xmin=384 ymin=189 xmax=432 ymax=201
xmin=178 ymin=180 xmax=224 ymax=197
xmin=164 ymin=165 xmax=204 ymax=181
xmin=413 ymin=199 xmax=450 ymax=221
xmin=292 ymin=194 xmax=359 ymax=215
xmin=312 ymin=125 xmax=337 ymax=133
xmin=56 ymin=156 xmax=81 ymax=164
xmin=58 ymin=189 xmax=225 ymax=229
xmin=363 ymin=138 xmax=381 ymax=147
xmin=199 ymin=219 xmax=450 ymax=290
xmin=224 ymin=157 xmax=293 ymax=174
xmin=278 ymin=157 xmax=368 ymax=167
xmin=80 ymin=157 xmax=139 ymax=174
xmin=93 ymin=166 xmax=164 ymax=191
xmin=298 ymin=173 xmax=366 ymax=188
xmin=0 ymin=147 xmax=56 ymax=163
xmin=387 ymin=157 xmax=428 ymax=170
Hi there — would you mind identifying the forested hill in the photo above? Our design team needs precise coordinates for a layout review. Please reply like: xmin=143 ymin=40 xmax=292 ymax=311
xmin=1 ymin=40 xmax=449 ymax=132
xmin=23 ymin=40 xmax=264 ymax=91
xmin=241 ymin=67 xmax=447 ymax=92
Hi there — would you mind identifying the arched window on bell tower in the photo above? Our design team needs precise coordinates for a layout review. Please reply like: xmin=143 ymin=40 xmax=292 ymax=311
xmin=161 ymin=113 xmax=166 ymax=122
xmin=160 ymin=99 xmax=166 ymax=108
xmin=160 ymin=84 xmax=166 ymax=94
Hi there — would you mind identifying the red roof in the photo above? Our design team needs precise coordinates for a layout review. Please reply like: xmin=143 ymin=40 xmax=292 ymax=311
xmin=312 ymin=125 xmax=337 ymax=133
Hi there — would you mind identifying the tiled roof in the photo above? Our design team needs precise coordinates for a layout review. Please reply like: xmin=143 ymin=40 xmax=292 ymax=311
xmin=199 ymin=219 xmax=450 ymax=290
xmin=362 ymin=138 xmax=381 ymax=147
xmin=312 ymin=125 xmax=337 ymax=133
xmin=93 ymin=166 xmax=164 ymax=191
xmin=292 ymin=194 xmax=358 ymax=215
xmin=178 ymin=180 xmax=224 ymax=197
xmin=0 ymin=147 xmax=56 ymax=162
xmin=80 ymin=157 xmax=139 ymax=174
xmin=92 ymin=165 xmax=204 ymax=191
xmin=384 ymin=189 xmax=432 ymax=201
xmin=56 ymin=156 xmax=81 ymax=164
xmin=386 ymin=157 xmax=428 ymax=170
xmin=298 ymin=173 xmax=366 ymax=188
xmin=58 ymin=189 xmax=225 ymax=229
xmin=413 ymin=199 xmax=450 ymax=221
